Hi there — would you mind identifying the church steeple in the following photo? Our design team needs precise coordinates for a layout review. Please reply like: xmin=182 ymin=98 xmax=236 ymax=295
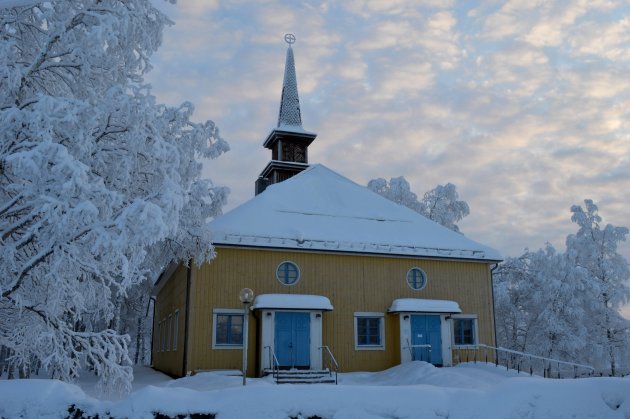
xmin=277 ymin=40 xmax=302 ymax=128
xmin=255 ymin=34 xmax=317 ymax=195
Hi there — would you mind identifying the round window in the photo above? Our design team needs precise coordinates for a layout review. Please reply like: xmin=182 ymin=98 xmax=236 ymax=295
xmin=276 ymin=261 xmax=300 ymax=285
xmin=406 ymin=267 xmax=427 ymax=290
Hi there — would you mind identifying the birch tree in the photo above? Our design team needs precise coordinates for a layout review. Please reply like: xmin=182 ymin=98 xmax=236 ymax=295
xmin=494 ymin=245 xmax=589 ymax=361
xmin=494 ymin=200 xmax=630 ymax=374
xmin=0 ymin=0 xmax=228 ymax=394
xmin=367 ymin=176 xmax=469 ymax=233
xmin=566 ymin=200 xmax=630 ymax=375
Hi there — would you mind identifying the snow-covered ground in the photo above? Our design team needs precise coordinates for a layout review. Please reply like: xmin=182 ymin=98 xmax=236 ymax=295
xmin=1 ymin=362 xmax=629 ymax=418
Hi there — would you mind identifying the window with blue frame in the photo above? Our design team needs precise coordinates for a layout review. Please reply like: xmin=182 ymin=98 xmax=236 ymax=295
xmin=214 ymin=313 xmax=244 ymax=346
xmin=276 ymin=261 xmax=300 ymax=285
xmin=406 ymin=267 xmax=427 ymax=290
xmin=453 ymin=317 xmax=476 ymax=346
xmin=355 ymin=314 xmax=384 ymax=349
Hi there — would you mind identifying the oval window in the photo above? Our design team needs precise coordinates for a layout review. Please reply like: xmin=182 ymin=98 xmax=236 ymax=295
xmin=276 ymin=261 xmax=300 ymax=285
xmin=406 ymin=267 xmax=427 ymax=290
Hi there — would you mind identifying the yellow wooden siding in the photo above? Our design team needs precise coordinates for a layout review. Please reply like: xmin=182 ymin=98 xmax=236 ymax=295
xmin=153 ymin=264 xmax=187 ymax=376
xmin=452 ymin=347 xmax=497 ymax=366
xmin=186 ymin=247 xmax=496 ymax=375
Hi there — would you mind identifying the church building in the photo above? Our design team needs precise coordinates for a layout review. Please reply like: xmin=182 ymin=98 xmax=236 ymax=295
xmin=152 ymin=35 xmax=501 ymax=379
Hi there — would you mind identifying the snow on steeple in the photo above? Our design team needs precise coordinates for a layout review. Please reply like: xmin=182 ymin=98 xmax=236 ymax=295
xmin=277 ymin=34 xmax=302 ymax=128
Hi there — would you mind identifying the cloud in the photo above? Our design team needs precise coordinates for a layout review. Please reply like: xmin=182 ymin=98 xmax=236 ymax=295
xmin=341 ymin=0 xmax=446 ymax=18
xmin=146 ymin=0 xmax=630 ymax=274
xmin=571 ymin=17 xmax=630 ymax=60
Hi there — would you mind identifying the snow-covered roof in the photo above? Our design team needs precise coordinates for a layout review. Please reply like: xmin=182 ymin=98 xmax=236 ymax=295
xmin=388 ymin=298 xmax=462 ymax=313
xmin=209 ymin=164 xmax=502 ymax=262
xmin=251 ymin=294 xmax=333 ymax=311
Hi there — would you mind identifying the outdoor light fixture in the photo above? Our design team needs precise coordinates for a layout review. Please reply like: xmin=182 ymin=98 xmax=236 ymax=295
xmin=404 ymin=315 xmax=410 ymax=320
xmin=239 ymin=288 xmax=254 ymax=304
xmin=239 ymin=288 xmax=254 ymax=386
xmin=315 ymin=313 xmax=321 ymax=318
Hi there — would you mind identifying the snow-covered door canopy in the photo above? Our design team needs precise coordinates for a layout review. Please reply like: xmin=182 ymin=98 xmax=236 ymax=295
xmin=251 ymin=294 xmax=334 ymax=311
xmin=388 ymin=298 xmax=462 ymax=313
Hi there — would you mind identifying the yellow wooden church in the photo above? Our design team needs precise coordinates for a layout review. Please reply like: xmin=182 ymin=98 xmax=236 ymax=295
xmin=152 ymin=36 xmax=501 ymax=379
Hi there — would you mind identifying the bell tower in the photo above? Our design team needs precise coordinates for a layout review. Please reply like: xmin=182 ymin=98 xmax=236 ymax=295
xmin=255 ymin=34 xmax=317 ymax=195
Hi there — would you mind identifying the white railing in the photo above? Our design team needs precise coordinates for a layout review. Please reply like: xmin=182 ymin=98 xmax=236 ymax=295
xmin=318 ymin=345 xmax=339 ymax=385
xmin=403 ymin=339 xmax=432 ymax=362
xmin=264 ymin=345 xmax=280 ymax=381
xmin=454 ymin=343 xmax=595 ymax=378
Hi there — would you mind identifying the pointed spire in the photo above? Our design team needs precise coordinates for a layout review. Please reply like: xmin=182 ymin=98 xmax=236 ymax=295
xmin=278 ymin=34 xmax=302 ymax=128
xmin=256 ymin=34 xmax=317 ymax=195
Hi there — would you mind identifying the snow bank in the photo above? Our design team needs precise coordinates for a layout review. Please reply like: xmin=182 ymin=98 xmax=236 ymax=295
xmin=0 ymin=379 xmax=100 ymax=419
xmin=2 ymin=363 xmax=629 ymax=418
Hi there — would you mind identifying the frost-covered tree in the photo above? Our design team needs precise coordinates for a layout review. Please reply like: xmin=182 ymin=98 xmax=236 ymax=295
xmin=494 ymin=200 xmax=630 ymax=375
xmin=367 ymin=177 xmax=469 ymax=233
xmin=494 ymin=245 xmax=589 ymax=361
xmin=566 ymin=200 xmax=630 ymax=375
xmin=367 ymin=177 xmax=424 ymax=213
xmin=422 ymin=183 xmax=470 ymax=233
xmin=0 ymin=0 xmax=228 ymax=394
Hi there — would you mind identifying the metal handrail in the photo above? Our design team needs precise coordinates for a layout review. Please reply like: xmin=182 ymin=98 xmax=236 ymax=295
xmin=403 ymin=339 xmax=432 ymax=361
xmin=318 ymin=345 xmax=339 ymax=385
xmin=264 ymin=345 xmax=280 ymax=381
xmin=456 ymin=343 xmax=595 ymax=378
xmin=478 ymin=344 xmax=594 ymax=371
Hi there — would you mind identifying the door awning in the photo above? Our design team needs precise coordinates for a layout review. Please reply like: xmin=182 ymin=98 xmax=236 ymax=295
xmin=251 ymin=294 xmax=333 ymax=311
xmin=388 ymin=298 xmax=461 ymax=314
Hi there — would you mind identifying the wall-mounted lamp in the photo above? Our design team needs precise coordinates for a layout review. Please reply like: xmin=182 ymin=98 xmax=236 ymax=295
xmin=315 ymin=313 xmax=322 ymax=318
xmin=403 ymin=315 xmax=410 ymax=320
xmin=266 ymin=312 xmax=272 ymax=317
xmin=445 ymin=315 xmax=451 ymax=320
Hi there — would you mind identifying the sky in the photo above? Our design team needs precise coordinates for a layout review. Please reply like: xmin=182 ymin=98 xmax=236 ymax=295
xmin=146 ymin=1 xmax=630 ymax=314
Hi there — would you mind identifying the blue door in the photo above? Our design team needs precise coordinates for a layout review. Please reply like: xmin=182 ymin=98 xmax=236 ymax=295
xmin=275 ymin=312 xmax=310 ymax=368
xmin=411 ymin=315 xmax=443 ymax=366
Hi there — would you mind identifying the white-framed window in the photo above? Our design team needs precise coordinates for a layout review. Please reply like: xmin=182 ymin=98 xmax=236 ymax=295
xmin=406 ymin=267 xmax=427 ymax=290
xmin=212 ymin=309 xmax=244 ymax=349
xmin=167 ymin=314 xmax=172 ymax=352
xmin=173 ymin=310 xmax=179 ymax=351
xmin=354 ymin=312 xmax=385 ymax=350
xmin=276 ymin=261 xmax=301 ymax=285
xmin=161 ymin=319 xmax=166 ymax=352
xmin=452 ymin=314 xmax=478 ymax=347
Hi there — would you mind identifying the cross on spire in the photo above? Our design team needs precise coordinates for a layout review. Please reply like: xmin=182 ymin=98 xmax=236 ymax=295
xmin=277 ymin=34 xmax=302 ymax=128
